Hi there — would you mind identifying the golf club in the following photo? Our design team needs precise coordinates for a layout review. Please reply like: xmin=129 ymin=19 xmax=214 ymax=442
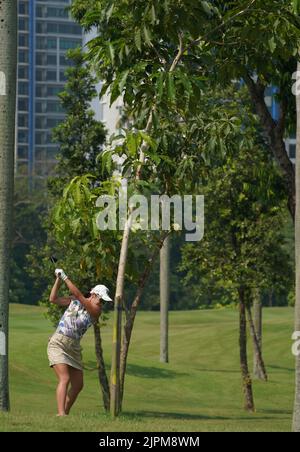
xmin=50 ymin=256 xmax=61 ymax=277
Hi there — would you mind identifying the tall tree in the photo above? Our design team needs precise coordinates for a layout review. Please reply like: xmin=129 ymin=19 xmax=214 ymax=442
xmin=160 ymin=235 xmax=170 ymax=363
xmin=0 ymin=0 xmax=17 ymax=412
xmin=293 ymin=59 xmax=300 ymax=432
xmin=252 ymin=288 xmax=265 ymax=380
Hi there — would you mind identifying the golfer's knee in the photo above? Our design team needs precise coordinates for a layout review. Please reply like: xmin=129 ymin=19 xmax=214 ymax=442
xmin=71 ymin=379 xmax=83 ymax=395
xmin=59 ymin=376 xmax=70 ymax=386
xmin=76 ymin=381 xmax=84 ymax=393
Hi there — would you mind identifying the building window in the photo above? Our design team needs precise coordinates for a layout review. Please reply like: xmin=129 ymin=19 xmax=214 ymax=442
xmin=47 ymin=7 xmax=69 ymax=19
xmin=47 ymin=54 xmax=57 ymax=66
xmin=47 ymin=117 xmax=62 ymax=128
xmin=47 ymin=85 xmax=62 ymax=97
xmin=36 ymin=101 xmax=46 ymax=114
xmin=47 ymin=101 xmax=64 ymax=114
xmin=36 ymin=85 xmax=47 ymax=98
xmin=35 ymin=117 xmax=46 ymax=129
xmin=18 ymin=114 xmax=28 ymax=128
xmin=36 ymin=37 xmax=46 ymax=50
xmin=59 ymin=38 xmax=81 ymax=50
xmin=47 ymin=147 xmax=59 ymax=161
xmin=35 ymin=148 xmax=46 ymax=161
xmin=59 ymin=55 xmax=70 ymax=67
xmin=47 ymin=38 xmax=57 ymax=50
xmin=46 ymin=70 xmax=57 ymax=82
xmin=19 ymin=17 xmax=29 ymax=31
xmin=18 ymin=34 xmax=29 ymax=48
xmin=58 ymin=24 xmax=82 ymax=35
xmin=47 ymin=23 xmax=58 ymax=33
xmin=17 ymin=146 xmax=28 ymax=159
xmin=18 ymin=130 xmax=28 ymax=144
xmin=36 ymin=22 xmax=47 ymax=34
xmin=18 ymin=98 xmax=29 ymax=112
xmin=36 ymin=53 xmax=46 ymax=66
xmin=19 ymin=2 xmax=29 ymax=15
xmin=46 ymin=132 xmax=53 ymax=144
xmin=18 ymin=82 xmax=29 ymax=96
xmin=36 ymin=6 xmax=45 ymax=18
xmin=35 ymin=132 xmax=47 ymax=145
xmin=18 ymin=50 xmax=29 ymax=63
xmin=18 ymin=66 xmax=29 ymax=79
xmin=59 ymin=71 xmax=67 ymax=82
xmin=289 ymin=144 xmax=296 ymax=159
xmin=36 ymin=69 xmax=46 ymax=82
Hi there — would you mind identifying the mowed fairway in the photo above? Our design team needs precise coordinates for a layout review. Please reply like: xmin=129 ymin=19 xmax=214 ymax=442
xmin=0 ymin=304 xmax=295 ymax=432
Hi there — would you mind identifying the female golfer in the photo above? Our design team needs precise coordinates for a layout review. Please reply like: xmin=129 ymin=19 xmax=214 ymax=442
xmin=47 ymin=268 xmax=112 ymax=416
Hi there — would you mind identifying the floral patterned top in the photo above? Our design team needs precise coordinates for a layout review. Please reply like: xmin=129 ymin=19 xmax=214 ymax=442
xmin=56 ymin=299 xmax=93 ymax=340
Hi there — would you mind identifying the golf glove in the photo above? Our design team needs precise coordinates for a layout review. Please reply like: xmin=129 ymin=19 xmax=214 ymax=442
xmin=55 ymin=268 xmax=68 ymax=282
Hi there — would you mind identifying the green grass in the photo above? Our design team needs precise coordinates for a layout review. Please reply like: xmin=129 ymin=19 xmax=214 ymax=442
xmin=0 ymin=304 xmax=296 ymax=432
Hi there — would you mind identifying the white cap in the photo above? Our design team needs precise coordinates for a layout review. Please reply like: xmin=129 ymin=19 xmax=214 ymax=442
xmin=90 ymin=285 xmax=113 ymax=302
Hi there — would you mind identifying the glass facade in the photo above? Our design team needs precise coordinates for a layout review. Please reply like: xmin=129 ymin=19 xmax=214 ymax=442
xmin=16 ymin=0 xmax=83 ymax=187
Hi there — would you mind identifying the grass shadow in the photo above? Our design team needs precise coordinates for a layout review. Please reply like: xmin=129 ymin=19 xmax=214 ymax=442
xmin=130 ymin=410 xmax=285 ymax=422
xmin=84 ymin=362 xmax=187 ymax=379
xmin=195 ymin=368 xmax=240 ymax=374
xmin=268 ymin=365 xmax=294 ymax=373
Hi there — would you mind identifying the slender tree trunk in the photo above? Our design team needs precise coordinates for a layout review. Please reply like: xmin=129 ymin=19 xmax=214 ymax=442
xmin=93 ymin=323 xmax=110 ymax=412
xmin=252 ymin=289 xmax=266 ymax=380
xmin=160 ymin=235 xmax=170 ymax=363
xmin=119 ymin=234 xmax=169 ymax=410
xmin=0 ymin=0 xmax=17 ymax=412
xmin=246 ymin=300 xmax=268 ymax=382
xmin=110 ymin=35 xmax=186 ymax=418
xmin=110 ymin=113 xmax=153 ymax=418
xmin=293 ymin=61 xmax=300 ymax=432
xmin=238 ymin=288 xmax=255 ymax=412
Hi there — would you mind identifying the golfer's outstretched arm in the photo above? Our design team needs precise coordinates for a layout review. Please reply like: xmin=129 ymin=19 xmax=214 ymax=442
xmin=49 ymin=278 xmax=72 ymax=306
xmin=64 ymin=278 xmax=85 ymax=303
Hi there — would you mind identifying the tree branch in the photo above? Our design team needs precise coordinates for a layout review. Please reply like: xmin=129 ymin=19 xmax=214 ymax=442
xmin=169 ymin=32 xmax=184 ymax=73
xmin=243 ymin=72 xmax=296 ymax=219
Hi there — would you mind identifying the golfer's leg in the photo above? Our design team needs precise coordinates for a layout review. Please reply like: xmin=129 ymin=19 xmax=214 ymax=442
xmin=65 ymin=367 xmax=84 ymax=414
xmin=53 ymin=364 xmax=71 ymax=416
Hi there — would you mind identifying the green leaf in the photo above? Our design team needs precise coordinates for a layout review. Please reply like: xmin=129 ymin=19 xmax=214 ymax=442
xmin=139 ymin=131 xmax=158 ymax=151
xmin=108 ymin=43 xmax=115 ymax=64
xmin=100 ymin=82 xmax=110 ymax=98
xmin=124 ymin=45 xmax=130 ymax=56
xmin=73 ymin=183 xmax=82 ymax=205
xmin=151 ymin=4 xmax=157 ymax=24
xmin=106 ymin=3 xmax=114 ymax=21
xmin=293 ymin=0 xmax=300 ymax=14
xmin=135 ymin=29 xmax=142 ymax=52
xmin=53 ymin=205 xmax=62 ymax=223
xmin=157 ymin=72 xmax=165 ymax=101
xmin=119 ymin=70 xmax=129 ymax=93
xmin=201 ymin=1 xmax=213 ymax=16
xmin=167 ymin=73 xmax=176 ymax=103
xmin=268 ymin=37 xmax=276 ymax=53
xmin=143 ymin=26 xmax=152 ymax=46
xmin=127 ymin=133 xmax=139 ymax=156
xmin=110 ymin=79 xmax=120 ymax=106
xmin=92 ymin=216 xmax=100 ymax=240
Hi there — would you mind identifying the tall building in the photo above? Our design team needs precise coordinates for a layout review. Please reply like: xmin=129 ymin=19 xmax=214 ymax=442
xmin=17 ymin=0 xmax=83 ymax=189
